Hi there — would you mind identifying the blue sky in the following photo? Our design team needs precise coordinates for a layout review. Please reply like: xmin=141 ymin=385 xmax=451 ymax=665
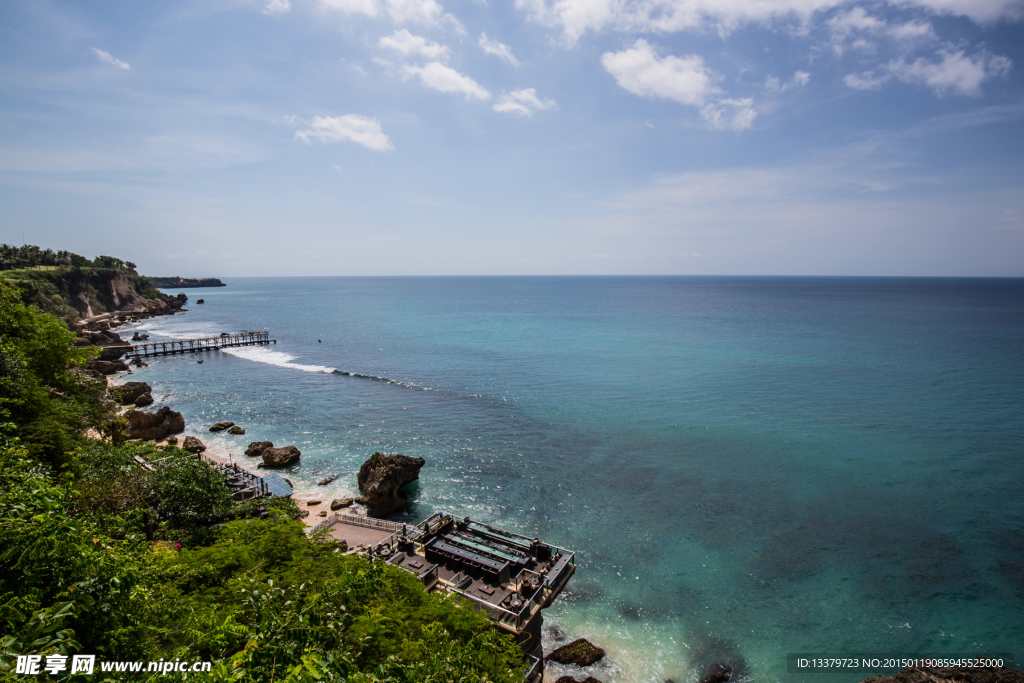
xmin=1 ymin=0 xmax=1022 ymax=276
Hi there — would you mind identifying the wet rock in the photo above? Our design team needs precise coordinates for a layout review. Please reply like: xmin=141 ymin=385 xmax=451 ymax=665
xmin=356 ymin=452 xmax=425 ymax=517
xmin=182 ymin=436 xmax=206 ymax=454
xmin=196 ymin=299 xmax=204 ymax=304
xmin=261 ymin=445 xmax=301 ymax=468
xmin=318 ymin=474 xmax=338 ymax=486
xmin=555 ymin=677 xmax=603 ymax=683
xmin=114 ymin=381 xmax=152 ymax=405
xmin=306 ymin=500 xmax=322 ymax=506
xmin=861 ymin=667 xmax=1024 ymax=683
xmin=227 ymin=425 xmax=246 ymax=435
xmin=318 ymin=510 xmax=327 ymax=517
xmin=134 ymin=393 xmax=154 ymax=407
xmin=330 ymin=497 xmax=354 ymax=510
xmin=546 ymin=625 xmax=567 ymax=642
xmin=209 ymin=421 xmax=235 ymax=432
xmin=127 ymin=406 xmax=185 ymax=440
xmin=701 ymin=664 xmax=734 ymax=683
xmin=546 ymin=638 xmax=605 ymax=667
xmin=245 ymin=441 xmax=273 ymax=457
xmin=690 ymin=637 xmax=748 ymax=683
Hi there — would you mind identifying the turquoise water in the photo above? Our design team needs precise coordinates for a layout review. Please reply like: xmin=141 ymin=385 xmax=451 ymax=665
xmin=124 ymin=277 xmax=1024 ymax=682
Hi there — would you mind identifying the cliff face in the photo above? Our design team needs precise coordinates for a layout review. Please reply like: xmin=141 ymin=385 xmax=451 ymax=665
xmin=5 ymin=267 xmax=180 ymax=323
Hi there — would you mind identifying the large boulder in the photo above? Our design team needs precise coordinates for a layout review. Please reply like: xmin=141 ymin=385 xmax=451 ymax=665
xmin=114 ymin=381 xmax=152 ymax=405
xmin=88 ymin=359 xmax=129 ymax=375
xmin=227 ymin=426 xmax=246 ymax=435
xmin=127 ymin=406 xmax=185 ymax=440
xmin=182 ymin=436 xmax=206 ymax=454
xmin=134 ymin=393 xmax=154 ymax=407
xmin=245 ymin=441 xmax=273 ymax=457
xmin=330 ymin=496 xmax=354 ymax=510
xmin=546 ymin=638 xmax=606 ymax=667
xmin=261 ymin=446 xmax=301 ymax=468
xmin=356 ymin=452 xmax=425 ymax=517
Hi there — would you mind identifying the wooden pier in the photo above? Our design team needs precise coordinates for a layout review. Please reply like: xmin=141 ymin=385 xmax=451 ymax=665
xmin=127 ymin=331 xmax=275 ymax=358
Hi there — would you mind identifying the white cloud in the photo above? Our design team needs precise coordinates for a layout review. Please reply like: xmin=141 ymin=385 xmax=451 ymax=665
xmin=846 ymin=49 xmax=1012 ymax=95
xmin=401 ymin=62 xmax=491 ymax=99
xmin=91 ymin=48 xmax=130 ymax=70
xmin=765 ymin=70 xmax=811 ymax=93
xmin=295 ymin=115 xmax=394 ymax=151
xmin=379 ymin=29 xmax=450 ymax=61
xmin=479 ymin=33 xmax=519 ymax=66
xmin=318 ymin=0 xmax=444 ymax=23
xmin=888 ymin=49 xmax=1011 ymax=96
xmin=493 ymin=88 xmax=557 ymax=115
xmin=701 ymin=98 xmax=757 ymax=130
xmin=602 ymin=39 xmax=718 ymax=106
xmin=514 ymin=0 xmax=1022 ymax=42
xmin=263 ymin=0 xmax=291 ymax=14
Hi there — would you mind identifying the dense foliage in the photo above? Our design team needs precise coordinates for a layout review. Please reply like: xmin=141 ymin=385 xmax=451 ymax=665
xmin=0 ymin=277 xmax=524 ymax=682
xmin=0 ymin=245 xmax=136 ymax=273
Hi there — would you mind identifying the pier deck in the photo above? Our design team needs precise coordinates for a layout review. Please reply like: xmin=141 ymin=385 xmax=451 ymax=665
xmin=128 ymin=331 xmax=274 ymax=358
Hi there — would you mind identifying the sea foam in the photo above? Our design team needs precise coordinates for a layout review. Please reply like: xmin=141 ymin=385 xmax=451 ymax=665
xmin=221 ymin=346 xmax=336 ymax=374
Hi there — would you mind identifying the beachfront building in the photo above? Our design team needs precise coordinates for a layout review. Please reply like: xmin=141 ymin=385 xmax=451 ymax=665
xmin=311 ymin=511 xmax=576 ymax=681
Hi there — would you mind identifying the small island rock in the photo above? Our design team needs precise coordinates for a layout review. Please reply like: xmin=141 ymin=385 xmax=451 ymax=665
xmin=261 ymin=445 xmax=301 ymax=468
xmin=546 ymin=638 xmax=606 ymax=667
xmin=245 ymin=441 xmax=273 ymax=457
xmin=209 ymin=421 xmax=235 ymax=432
xmin=227 ymin=425 xmax=246 ymax=435
xmin=356 ymin=452 xmax=425 ymax=517
xmin=318 ymin=474 xmax=338 ymax=486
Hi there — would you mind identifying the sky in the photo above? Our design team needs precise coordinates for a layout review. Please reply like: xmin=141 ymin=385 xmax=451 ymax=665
xmin=1 ymin=0 xmax=1023 ymax=276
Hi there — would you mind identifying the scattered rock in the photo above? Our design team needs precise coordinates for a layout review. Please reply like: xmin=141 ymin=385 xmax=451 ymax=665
xmin=546 ymin=638 xmax=606 ymax=667
xmin=318 ymin=510 xmax=327 ymax=517
xmin=555 ymin=677 xmax=603 ymax=683
xmin=127 ymin=406 xmax=185 ymax=440
xmin=130 ymin=356 xmax=147 ymax=367
xmin=245 ymin=441 xmax=273 ymax=457
xmin=547 ymin=625 xmax=567 ymax=641
xmin=330 ymin=497 xmax=354 ymax=510
xmin=356 ymin=452 xmax=425 ymax=517
xmin=114 ymin=381 xmax=152 ymax=405
xmin=182 ymin=436 xmax=206 ymax=454
xmin=197 ymin=299 xmax=205 ymax=304
xmin=88 ymin=359 xmax=129 ymax=375
xmin=166 ymin=436 xmax=179 ymax=445
xmin=134 ymin=393 xmax=154 ymax=407
xmin=227 ymin=425 xmax=246 ymax=435
xmin=861 ymin=668 xmax=1024 ymax=683
xmin=306 ymin=500 xmax=322 ymax=506
xmin=318 ymin=474 xmax=338 ymax=486
xmin=701 ymin=665 xmax=733 ymax=683
xmin=261 ymin=445 xmax=301 ymax=468
xmin=209 ymin=421 xmax=235 ymax=432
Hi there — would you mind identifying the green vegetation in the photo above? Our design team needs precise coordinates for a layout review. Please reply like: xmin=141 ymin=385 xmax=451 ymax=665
xmin=0 ymin=276 xmax=524 ymax=682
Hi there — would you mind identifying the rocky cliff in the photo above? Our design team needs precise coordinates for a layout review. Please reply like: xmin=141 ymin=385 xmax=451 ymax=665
xmin=147 ymin=276 xmax=226 ymax=288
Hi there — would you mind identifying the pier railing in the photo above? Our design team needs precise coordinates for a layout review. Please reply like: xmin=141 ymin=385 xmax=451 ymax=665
xmin=128 ymin=331 xmax=274 ymax=358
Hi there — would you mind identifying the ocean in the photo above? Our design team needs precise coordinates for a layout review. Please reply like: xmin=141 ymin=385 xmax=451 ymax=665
xmin=122 ymin=276 xmax=1024 ymax=683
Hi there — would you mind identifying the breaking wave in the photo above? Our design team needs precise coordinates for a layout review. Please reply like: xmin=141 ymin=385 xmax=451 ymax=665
xmin=221 ymin=346 xmax=336 ymax=373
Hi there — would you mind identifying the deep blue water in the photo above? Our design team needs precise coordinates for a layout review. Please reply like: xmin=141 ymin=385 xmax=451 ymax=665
xmin=124 ymin=277 xmax=1024 ymax=682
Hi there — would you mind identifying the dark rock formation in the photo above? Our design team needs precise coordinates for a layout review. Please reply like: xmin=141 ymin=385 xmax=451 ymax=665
xmin=99 ymin=344 xmax=132 ymax=361
xmin=245 ymin=441 xmax=273 ymax=457
xmin=306 ymin=500 xmax=322 ymax=506
xmin=127 ymin=406 xmax=185 ymax=440
xmin=147 ymin=276 xmax=226 ymax=288
xmin=546 ymin=638 xmax=606 ymax=667
xmin=861 ymin=667 xmax=1024 ymax=683
xmin=196 ymin=299 xmax=204 ymax=304
xmin=261 ymin=446 xmax=301 ymax=468
xmin=356 ymin=452 xmax=425 ymax=517
xmin=209 ymin=421 xmax=235 ymax=432
xmin=114 ymin=381 xmax=152 ymax=405
xmin=330 ymin=497 xmax=354 ymax=510
xmin=701 ymin=664 xmax=734 ymax=683
xmin=88 ymin=359 xmax=129 ymax=375
xmin=182 ymin=436 xmax=206 ymax=453
xmin=227 ymin=425 xmax=246 ymax=435
xmin=318 ymin=474 xmax=338 ymax=486
xmin=134 ymin=393 xmax=154 ymax=407
xmin=689 ymin=636 xmax=748 ymax=683
xmin=555 ymin=677 xmax=603 ymax=683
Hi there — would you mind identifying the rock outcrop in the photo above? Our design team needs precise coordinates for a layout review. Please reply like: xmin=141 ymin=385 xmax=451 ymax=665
xmin=181 ymin=436 xmax=206 ymax=453
xmin=861 ymin=667 xmax=1024 ymax=683
xmin=546 ymin=638 xmax=606 ymax=667
xmin=114 ymin=381 xmax=152 ymax=405
xmin=147 ymin=276 xmax=226 ymax=288
xmin=555 ymin=677 xmax=603 ymax=683
xmin=245 ymin=441 xmax=273 ymax=457
xmin=227 ymin=426 xmax=246 ymax=435
xmin=260 ymin=446 xmax=301 ymax=468
xmin=330 ymin=497 xmax=354 ymax=510
xmin=127 ymin=406 xmax=185 ymax=440
xmin=88 ymin=359 xmax=129 ymax=375
xmin=134 ymin=393 xmax=154 ymax=407
xmin=209 ymin=421 xmax=234 ymax=432
xmin=356 ymin=452 xmax=425 ymax=517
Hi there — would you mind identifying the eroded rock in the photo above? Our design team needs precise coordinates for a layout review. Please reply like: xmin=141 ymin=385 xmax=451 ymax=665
xmin=115 ymin=381 xmax=151 ymax=405
xmin=182 ymin=436 xmax=206 ymax=454
xmin=546 ymin=638 xmax=605 ymax=667
xmin=261 ymin=445 xmax=301 ymax=468
xmin=356 ymin=452 xmax=425 ymax=517
xmin=245 ymin=441 xmax=273 ymax=457
xmin=127 ymin=406 xmax=185 ymax=441
xmin=330 ymin=497 xmax=354 ymax=510
xmin=227 ymin=425 xmax=246 ymax=435
xmin=209 ymin=421 xmax=234 ymax=432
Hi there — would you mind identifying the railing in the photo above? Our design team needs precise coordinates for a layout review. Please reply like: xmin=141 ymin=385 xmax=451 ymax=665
xmin=309 ymin=512 xmax=411 ymax=537
xmin=523 ymin=654 xmax=542 ymax=682
xmin=197 ymin=453 xmax=269 ymax=498
xmin=127 ymin=331 xmax=273 ymax=358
